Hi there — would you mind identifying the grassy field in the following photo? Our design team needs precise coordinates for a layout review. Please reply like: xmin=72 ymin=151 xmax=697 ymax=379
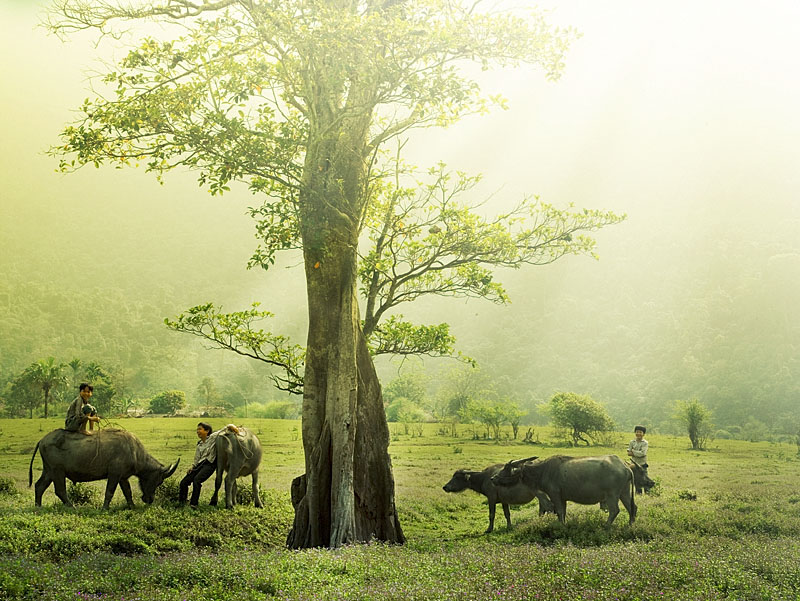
xmin=1 ymin=417 xmax=799 ymax=600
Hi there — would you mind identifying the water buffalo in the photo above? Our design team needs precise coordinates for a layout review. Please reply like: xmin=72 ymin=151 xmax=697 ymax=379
xmin=443 ymin=459 xmax=554 ymax=533
xmin=29 ymin=429 xmax=179 ymax=509
xmin=209 ymin=427 xmax=263 ymax=509
xmin=492 ymin=454 xmax=636 ymax=526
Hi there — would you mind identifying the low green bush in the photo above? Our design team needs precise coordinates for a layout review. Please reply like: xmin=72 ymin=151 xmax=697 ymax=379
xmin=235 ymin=483 xmax=265 ymax=506
xmin=67 ymin=482 xmax=98 ymax=506
xmin=155 ymin=478 xmax=182 ymax=504
xmin=0 ymin=476 xmax=18 ymax=496
xmin=104 ymin=533 xmax=152 ymax=555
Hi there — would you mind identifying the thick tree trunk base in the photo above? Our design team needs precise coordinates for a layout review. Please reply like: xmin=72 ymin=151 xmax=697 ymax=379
xmin=286 ymin=333 xmax=404 ymax=549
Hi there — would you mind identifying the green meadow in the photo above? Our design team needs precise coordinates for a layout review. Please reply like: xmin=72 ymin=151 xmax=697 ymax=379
xmin=1 ymin=417 xmax=799 ymax=600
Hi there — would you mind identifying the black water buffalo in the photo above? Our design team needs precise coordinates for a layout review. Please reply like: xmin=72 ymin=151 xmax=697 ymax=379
xmin=629 ymin=461 xmax=655 ymax=494
xmin=443 ymin=459 xmax=554 ymax=533
xmin=29 ymin=429 xmax=179 ymax=509
xmin=210 ymin=427 xmax=263 ymax=509
xmin=493 ymin=454 xmax=636 ymax=526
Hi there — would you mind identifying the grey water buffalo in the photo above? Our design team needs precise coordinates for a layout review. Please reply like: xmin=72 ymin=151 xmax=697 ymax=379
xmin=29 ymin=428 xmax=179 ymax=509
xmin=492 ymin=454 xmax=636 ymax=526
xmin=210 ymin=427 xmax=263 ymax=509
xmin=443 ymin=459 xmax=555 ymax=533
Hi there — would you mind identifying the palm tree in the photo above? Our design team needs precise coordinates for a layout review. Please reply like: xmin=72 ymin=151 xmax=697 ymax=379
xmin=67 ymin=358 xmax=83 ymax=389
xmin=23 ymin=357 xmax=68 ymax=418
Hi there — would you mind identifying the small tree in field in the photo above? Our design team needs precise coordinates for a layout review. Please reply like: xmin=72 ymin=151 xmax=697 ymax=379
xmin=673 ymin=398 xmax=713 ymax=450
xmin=547 ymin=392 xmax=614 ymax=446
xmin=196 ymin=377 xmax=220 ymax=414
xmin=474 ymin=402 xmax=506 ymax=440
xmin=506 ymin=404 xmax=525 ymax=440
xmin=149 ymin=390 xmax=186 ymax=415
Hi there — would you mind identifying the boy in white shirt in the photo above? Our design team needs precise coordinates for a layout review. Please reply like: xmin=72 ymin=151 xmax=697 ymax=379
xmin=627 ymin=425 xmax=649 ymax=494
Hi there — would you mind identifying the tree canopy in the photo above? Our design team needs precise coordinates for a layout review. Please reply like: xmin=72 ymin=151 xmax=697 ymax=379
xmin=149 ymin=389 xmax=186 ymax=415
xmin=546 ymin=391 xmax=614 ymax=446
xmin=47 ymin=0 xmax=621 ymax=381
xmin=22 ymin=357 xmax=67 ymax=419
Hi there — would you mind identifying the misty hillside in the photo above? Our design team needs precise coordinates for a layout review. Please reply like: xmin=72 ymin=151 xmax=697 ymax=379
xmin=1 ymin=1 xmax=799 ymax=435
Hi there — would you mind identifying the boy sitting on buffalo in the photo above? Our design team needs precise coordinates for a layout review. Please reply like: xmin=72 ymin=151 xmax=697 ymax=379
xmin=64 ymin=383 xmax=100 ymax=434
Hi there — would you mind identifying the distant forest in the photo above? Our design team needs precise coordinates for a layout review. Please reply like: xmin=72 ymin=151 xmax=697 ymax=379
xmin=2 ymin=194 xmax=799 ymax=440
xmin=452 ymin=216 xmax=800 ymax=437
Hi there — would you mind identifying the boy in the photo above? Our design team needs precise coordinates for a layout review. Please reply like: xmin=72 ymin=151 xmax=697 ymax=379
xmin=179 ymin=422 xmax=241 ymax=507
xmin=65 ymin=383 xmax=101 ymax=434
xmin=627 ymin=425 xmax=649 ymax=493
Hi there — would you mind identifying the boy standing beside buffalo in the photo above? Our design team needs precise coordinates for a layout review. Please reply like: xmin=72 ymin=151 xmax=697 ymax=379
xmin=627 ymin=425 xmax=649 ymax=494
xmin=179 ymin=422 xmax=241 ymax=507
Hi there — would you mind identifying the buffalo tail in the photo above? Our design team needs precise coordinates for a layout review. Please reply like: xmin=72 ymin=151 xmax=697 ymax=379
xmin=28 ymin=441 xmax=40 ymax=487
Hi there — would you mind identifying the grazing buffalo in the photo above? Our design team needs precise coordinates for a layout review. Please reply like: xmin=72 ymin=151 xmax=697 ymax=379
xmin=443 ymin=459 xmax=554 ymax=533
xmin=29 ymin=429 xmax=179 ymax=509
xmin=492 ymin=454 xmax=636 ymax=526
xmin=210 ymin=427 xmax=263 ymax=509
xmin=629 ymin=461 xmax=655 ymax=494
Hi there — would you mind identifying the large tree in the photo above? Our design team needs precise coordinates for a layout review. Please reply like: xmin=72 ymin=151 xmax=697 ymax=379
xmin=47 ymin=0 xmax=621 ymax=548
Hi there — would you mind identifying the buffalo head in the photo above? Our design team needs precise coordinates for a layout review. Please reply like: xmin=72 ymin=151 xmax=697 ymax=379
xmin=139 ymin=459 xmax=180 ymax=504
xmin=629 ymin=462 xmax=655 ymax=493
xmin=443 ymin=470 xmax=471 ymax=493
xmin=491 ymin=456 xmax=538 ymax=487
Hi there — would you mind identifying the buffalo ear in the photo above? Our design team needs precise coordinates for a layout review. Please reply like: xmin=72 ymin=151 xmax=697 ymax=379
xmin=163 ymin=459 xmax=180 ymax=478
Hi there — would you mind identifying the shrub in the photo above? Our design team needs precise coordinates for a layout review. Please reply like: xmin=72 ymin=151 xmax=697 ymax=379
xmin=155 ymin=478 xmax=182 ymax=504
xmin=386 ymin=398 xmax=425 ymax=423
xmin=105 ymin=533 xmax=152 ymax=555
xmin=0 ymin=476 xmax=18 ymax=496
xmin=239 ymin=401 xmax=299 ymax=419
xmin=48 ymin=532 xmax=85 ymax=561
xmin=235 ymin=484 xmax=265 ymax=506
xmin=259 ymin=401 xmax=299 ymax=419
xmin=68 ymin=482 xmax=98 ymax=506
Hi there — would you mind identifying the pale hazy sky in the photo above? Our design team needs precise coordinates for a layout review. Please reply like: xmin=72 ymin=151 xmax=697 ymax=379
xmin=2 ymin=1 xmax=799 ymax=296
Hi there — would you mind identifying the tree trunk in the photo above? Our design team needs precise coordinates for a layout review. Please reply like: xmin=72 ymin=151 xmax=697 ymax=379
xmin=689 ymin=425 xmax=699 ymax=449
xmin=287 ymin=245 xmax=405 ymax=548
xmin=286 ymin=128 xmax=404 ymax=549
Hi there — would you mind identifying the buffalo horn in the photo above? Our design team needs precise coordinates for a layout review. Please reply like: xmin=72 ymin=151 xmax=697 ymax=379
xmin=510 ymin=455 xmax=538 ymax=467
xmin=163 ymin=458 xmax=180 ymax=478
